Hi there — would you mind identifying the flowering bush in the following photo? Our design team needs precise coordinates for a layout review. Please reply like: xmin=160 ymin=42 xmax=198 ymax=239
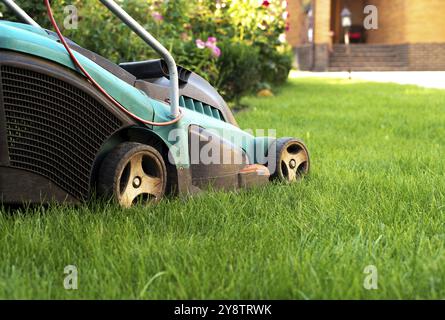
xmin=1 ymin=0 xmax=293 ymax=104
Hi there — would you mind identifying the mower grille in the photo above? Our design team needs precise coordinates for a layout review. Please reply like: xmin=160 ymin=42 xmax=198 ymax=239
xmin=179 ymin=96 xmax=225 ymax=122
xmin=1 ymin=65 xmax=122 ymax=199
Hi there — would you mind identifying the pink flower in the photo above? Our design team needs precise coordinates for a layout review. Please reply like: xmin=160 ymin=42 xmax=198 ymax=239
xmin=262 ymin=0 xmax=270 ymax=7
xmin=151 ymin=12 xmax=164 ymax=22
xmin=196 ymin=39 xmax=206 ymax=49
xmin=205 ymin=37 xmax=221 ymax=58
xmin=206 ymin=37 xmax=217 ymax=45
xmin=196 ymin=37 xmax=221 ymax=58
xmin=211 ymin=46 xmax=221 ymax=58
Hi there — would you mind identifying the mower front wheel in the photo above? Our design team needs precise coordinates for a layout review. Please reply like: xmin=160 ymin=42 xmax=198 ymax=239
xmin=97 ymin=142 xmax=167 ymax=208
xmin=269 ymin=138 xmax=310 ymax=183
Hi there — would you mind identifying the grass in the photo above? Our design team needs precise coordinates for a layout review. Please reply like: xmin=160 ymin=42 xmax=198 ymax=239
xmin=1 ymin=77 xmax=445 ymax=299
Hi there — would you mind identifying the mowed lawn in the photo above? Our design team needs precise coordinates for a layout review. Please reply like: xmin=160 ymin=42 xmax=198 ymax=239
xmin=1 ymin=76 xmax=445 ymax=299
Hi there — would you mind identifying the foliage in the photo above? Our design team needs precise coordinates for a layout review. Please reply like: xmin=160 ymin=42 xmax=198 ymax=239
xmin=0 ymin=0 xmax=293 ymax=103
xmin=258 ymin=43 xmax=294 ymax=85
xmin=215 ymin=40 xmax=260 ymax=105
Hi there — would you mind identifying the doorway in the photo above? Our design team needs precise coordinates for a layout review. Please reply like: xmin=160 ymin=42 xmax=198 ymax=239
xmin=330 ymin=0 xmax=367 ymax=44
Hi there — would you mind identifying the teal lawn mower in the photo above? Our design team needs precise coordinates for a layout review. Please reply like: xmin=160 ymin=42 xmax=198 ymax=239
xmin=0 ymin=0 xmax=310 ymax=207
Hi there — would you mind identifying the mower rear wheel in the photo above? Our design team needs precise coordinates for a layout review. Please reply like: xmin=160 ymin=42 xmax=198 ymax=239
xmin=97 ymin=142 xmax=167 ymax=208
xmin=270 ymin=138 xmax=310 ymax=183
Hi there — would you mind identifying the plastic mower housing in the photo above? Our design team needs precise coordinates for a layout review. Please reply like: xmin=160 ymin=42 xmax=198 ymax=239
xmin=0 ymin=0 xmax=310 ymax=207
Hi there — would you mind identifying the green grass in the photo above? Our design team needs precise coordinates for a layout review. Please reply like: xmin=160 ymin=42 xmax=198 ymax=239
xmin=1 ymin=77 xmax=445 ymax=299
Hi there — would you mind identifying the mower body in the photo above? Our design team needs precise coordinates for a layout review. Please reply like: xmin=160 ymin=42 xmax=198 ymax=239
xmin=0 ymin=21 xmax=273 ymax=204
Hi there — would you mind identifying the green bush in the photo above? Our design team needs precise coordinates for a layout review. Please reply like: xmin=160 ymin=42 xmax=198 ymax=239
xmin=215 ymin=41 xmax=260 ymax=105
xmin=0 ymin=0 xmax=294 ymax=104
xmin=259 ymin=45 xmax=294 ymax=85
xmin=172 ymin=40 xmax=220 ymax=85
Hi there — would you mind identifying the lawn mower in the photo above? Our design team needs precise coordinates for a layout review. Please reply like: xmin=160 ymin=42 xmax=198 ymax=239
xmin=0 ymin=0 xmax=310 ymax=207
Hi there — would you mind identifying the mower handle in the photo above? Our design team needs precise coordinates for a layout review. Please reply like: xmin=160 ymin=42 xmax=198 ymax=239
xmin=99 ymin=0 xmax=180 ymax=118
xmin=1 ymin=0 xmax=180 ymax=119
xmin=1 ymin=0 xmax=41 ymax=28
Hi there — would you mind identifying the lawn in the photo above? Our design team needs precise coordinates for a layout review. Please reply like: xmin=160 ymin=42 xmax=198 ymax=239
xmin=1 ymin=76 xmax=445 ymax=299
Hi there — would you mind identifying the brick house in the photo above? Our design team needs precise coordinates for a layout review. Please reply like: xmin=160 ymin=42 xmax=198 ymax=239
xmin=286 ymin=0 xmax=445 ymax=71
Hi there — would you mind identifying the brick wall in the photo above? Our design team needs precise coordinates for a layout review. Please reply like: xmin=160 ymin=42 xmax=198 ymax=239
xmin=407 ymin=44 xmax=445 ymax=71
xmin=366 ymin=0 xmax=407 ymax=44
xmin=364 ymin=0 xmax=445 ymax=70
xmin=312 ymin=0 xmax=332 ymax=71
xmin=288 ymin=0 xmax=445 ymax=45
xmin=314 ymin=0 xmax=331 ymax=44
xmin=295 ymin=43 xmax=331 ymax=71
xmin=294 ymin=44 xmax=314 ymax=70
xmin=291 ymin=0 xmax=332 ymax=71
xmin=366 ymin=0 xmax=445 ymax=45
xmin=313 ymin=44 xmax=330 ymax=71
xmin=286 ymin=0 xmax=305 ymax=47
xmin=405 ymin=0 xmax=445 ymax=43
xmin=289 ymin=0 xmax=445 ymax=71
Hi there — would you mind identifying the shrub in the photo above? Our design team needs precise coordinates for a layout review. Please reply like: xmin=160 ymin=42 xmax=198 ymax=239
xmin=172 ymin=39 xmax=220 ymax=84
xmin=0 ymin=0 xmax=293 ymax=104
xmin=259 ymin=45 xmax=294 ymax=85
xmin=215 ymin=40 xmax=260 ymax=105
